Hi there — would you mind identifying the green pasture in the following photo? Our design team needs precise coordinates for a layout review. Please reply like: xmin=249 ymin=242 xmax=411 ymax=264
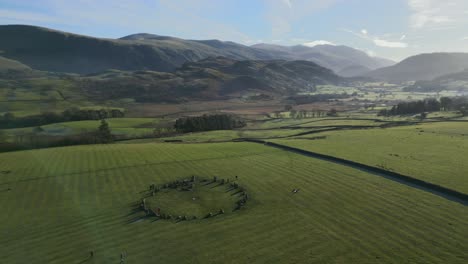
xmin=0 ymin=142 xmax=466 ymax=263
xmin=1 ymin=118 xmax=160 ymax=139
xmin=270 ymin=121 xmax=468 ymax=193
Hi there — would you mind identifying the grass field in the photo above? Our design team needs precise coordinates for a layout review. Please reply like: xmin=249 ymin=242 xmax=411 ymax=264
xmin=0 ymin=142 xmax=467 ymax=263
xmin=270 ymin=121 xmax=468 ymax=193
xmin=155 ymin=128 xmax=312 ymax=142
xmin=290 ymin=118 xmax=383 ymax=128
xmin=2 ymin=118 xmax=162 ymax=140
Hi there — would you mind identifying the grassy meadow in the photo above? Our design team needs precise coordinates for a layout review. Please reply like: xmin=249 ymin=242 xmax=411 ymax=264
xmin=1 ymin=75 xmax=468 ymax=263
xmin=0 ymin=142 xmax=467 ymax=263
xmin=2 ymin=118 xmax=163 ymax=141
xmin=270 ymin=121 xmax=468 ymax=193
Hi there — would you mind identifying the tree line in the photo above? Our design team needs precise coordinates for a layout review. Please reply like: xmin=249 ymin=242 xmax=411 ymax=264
xmin=0 ymin=120 xmax=114 ymax=152
xmin=287 ymin=93 xmax=350 ymax=105
xmin=0 ymin=108 xmax=125 ymax=129
xmin=271 ymin=109 xmax=338 ymax=119
xmin=378 ymin=97 xmax=468 ymax=116
xmin=174 ymin=114 xmax=246 ymax=133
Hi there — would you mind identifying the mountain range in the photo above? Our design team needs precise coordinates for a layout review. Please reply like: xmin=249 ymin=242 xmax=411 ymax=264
xmin=365 ymin=53 xmax=468 ymax=82
xmin=0 ymin=24 xmax=393 ymax=76
xmin=78 ymin=56 xmax=343 ymax=102
xmin=251 ymin=43 xmax=394 ymax=77
xmin=0 ymin=25 xmax=468 ymax=89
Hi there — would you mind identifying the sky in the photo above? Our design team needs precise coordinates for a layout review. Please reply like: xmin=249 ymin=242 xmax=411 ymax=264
xmin=1 ymin=0 xmax=468 ymax=61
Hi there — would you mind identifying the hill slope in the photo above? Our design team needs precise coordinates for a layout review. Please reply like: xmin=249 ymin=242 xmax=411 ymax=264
xmin=0 ymin=56 xmax=31 ymax=71
xmin=0 ymin=25 xmax=279 ymax=74
xmin=79 ymin=57 xmax=343 ymax=102
xmin=0 ymin=25 xmax=205 ymax=74
xmin=0 ymin=56 xmax=41 ymax=78
xmin=252 ymin=43 xmax=394 ymax=77
xmin=366 ymin=53 xmax=468 ymax=82
xmin=0 ymin=25 xmax=393 ymax=75
xmin=405 ymin=69 xmax=468 ymax=92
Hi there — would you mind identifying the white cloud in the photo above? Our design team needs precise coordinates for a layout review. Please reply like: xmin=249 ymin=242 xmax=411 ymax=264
xmin=365 ymin=50 xmax=376 ymax=57
xmin=302 ymin=40 xmax=336 ymax=47
xmin=400 ymin=35 xmax=406 ymax=40
xmin=463 ymin=37 xmax=468 ymax=40
xmin=373 ymin=38 xmax=408 ymax=48
xmin=344 ymin=29 xmax=408 ymax=48
xmin=407 ymin=0 xmax=466 ymax=29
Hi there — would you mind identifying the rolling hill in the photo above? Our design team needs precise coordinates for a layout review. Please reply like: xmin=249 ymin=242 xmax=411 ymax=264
xmin=405 ymin=69 xmax=468 ymax=92
xmin=366 ymin=53 xmax=468 ymax=82
xmin=0 ymin=56 xmax=31 ymax=72
xmin=251 ymin=43 xmax=394 ymax=77
xmin=0 ymin=25 xmax=211 ymax=74
xmin=0 ymin=56 xmax=43 ymax=79
xmin=79 ymin=57 xmax=343 ymax=102
xmin=0 ymin=25 xmax=393 ymax=76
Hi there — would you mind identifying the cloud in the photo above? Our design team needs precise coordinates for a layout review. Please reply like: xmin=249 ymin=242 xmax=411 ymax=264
xmin=373 ymin=38 xmax=408 ymax=48
xmin=407 ymin=0 xmax=467 ymax=29
xmin=365 ymin=50 xmax=376 ymax=57
xmin=463 ymin=37 xmax=468 ymax=40
xmin=302 ymin=40 xmax=336 ymax=47
xmin=344 ymin=29 xmax=408 ymax=48
xmin=400 ymin=35 xmax=406 ymax=40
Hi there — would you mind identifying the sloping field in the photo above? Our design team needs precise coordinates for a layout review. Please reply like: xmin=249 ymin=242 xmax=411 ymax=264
xmin=2 ymin=118 xmax=160 ymax=139
xmin=270 ymin=121 xmax=468 ymax=193
xmin=289 ymin=118 xmax=384 ymax=128
xmin=0 ymin=142 xmax=467 ymax=263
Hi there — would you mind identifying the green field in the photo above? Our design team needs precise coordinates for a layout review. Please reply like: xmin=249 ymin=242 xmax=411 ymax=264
xmin=270 ymin=121 xmax=468 ymax=193
xmin=2 ymin=118 xmax=161 ymax=140
xmin=0 ymin=142 xmax=467 ymax=263
xmin=155 ymin=128 xmax=311 ymax=142
xmin=1 ymin=77 xmax=468 ymax=263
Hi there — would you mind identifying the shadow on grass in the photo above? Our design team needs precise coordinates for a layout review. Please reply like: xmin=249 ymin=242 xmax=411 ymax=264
xmin=209 ymin=183 xmax=225 ymax=189
xmin=201 ymin=181 xmax=215 ymax=186
xmin=126 ymin=215 xmax=149 ymax=225
xmin=76 ymin=256 xmax=92 ymax=264
xmin=231 ymin=190 xmax=243 ymax=196
xmin=224 ymin=187 xmax=237 ymax=193
xmin=125 ymin=208 xmax=141 ymax=217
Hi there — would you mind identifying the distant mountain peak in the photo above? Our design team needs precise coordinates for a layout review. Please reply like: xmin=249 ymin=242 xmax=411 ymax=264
xmin=251 ymin=42 xmax=395 ymax=77
xmin=301 ymin=40 xmax=336 ymax=47
xmin=120 ymin=33 xmax=179 ymax=41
